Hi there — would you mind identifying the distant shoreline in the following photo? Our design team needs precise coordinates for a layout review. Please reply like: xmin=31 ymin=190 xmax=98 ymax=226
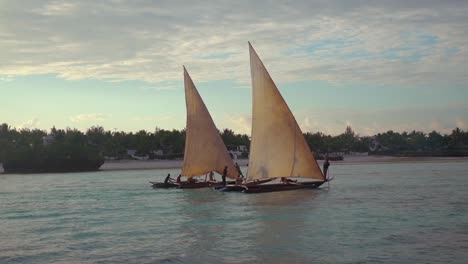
xmin=1 ymin=156 xmax=467 ymax=174
xmin=100 ymin=155 xmax=468 ymax=172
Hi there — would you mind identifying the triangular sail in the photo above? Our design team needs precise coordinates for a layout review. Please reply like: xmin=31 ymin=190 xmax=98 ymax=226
xmin=246 ymin=43 xmax=324 ymax=182
xmin=182 ymin=67 xmax=238 ymax=179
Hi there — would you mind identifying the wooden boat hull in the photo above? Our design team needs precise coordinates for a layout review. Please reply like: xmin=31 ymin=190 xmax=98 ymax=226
xmin=218 ymin=181 xmax=325 ymax=193
xmin=178 ymin=182 xmax=212 ymax=189
xmin=178 ymin=181 xmax=236 ymax=189
xmin=243 ymin=181 xmax=325 ymax=193
xmin=150 ymin=182 xmax=179 ymax=188
xmin=215 ymin=184 xmax=248 ymax=192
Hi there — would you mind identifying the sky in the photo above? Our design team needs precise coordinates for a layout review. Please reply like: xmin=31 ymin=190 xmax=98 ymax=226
xmin=1 ymin=0 xmax=467 ymax=136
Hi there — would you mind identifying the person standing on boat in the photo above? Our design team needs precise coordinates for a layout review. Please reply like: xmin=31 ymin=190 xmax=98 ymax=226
xmin=323 ymin=157 xmax=330 ymax=181
xmin=208 ymin=171 xmax=215 ymax=182
xmin=235 ymin=162 xmax=243 ymax=178
xmin=164 ymin=173 xmax=173 ymax=184
xmin=222 ymin=166 xmax=228 ymax=186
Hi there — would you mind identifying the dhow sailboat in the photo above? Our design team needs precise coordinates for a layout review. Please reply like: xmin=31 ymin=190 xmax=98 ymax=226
xmin=219 ymin=43 xmax=327 ymax=193
xmin=152 ymin=67 xmax=238 ymax=188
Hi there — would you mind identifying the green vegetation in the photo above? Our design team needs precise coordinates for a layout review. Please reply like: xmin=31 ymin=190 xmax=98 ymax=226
xmin=304 ymin=126 xmax=468 ymax=156
xmin=0 ymin=124 xmax=103 ymax=173
xmin=1 ymin=123 xmax=468 ymax=172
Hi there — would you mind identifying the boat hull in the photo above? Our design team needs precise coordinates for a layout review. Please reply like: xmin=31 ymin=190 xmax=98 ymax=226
xmin=150 ymin=182 xmax=179 ymax=188
xmin=243 ymin=181 xmax=325 ymax=193
xmin=178 ymin=181 xmax=236 ymax=189
xmin=178 ymin=182 xmax=212 ymax=189
xmin=218 ymin=181 xmax=325 ymax=193
xmin=215 ymin=184 xmax=248 ymax=192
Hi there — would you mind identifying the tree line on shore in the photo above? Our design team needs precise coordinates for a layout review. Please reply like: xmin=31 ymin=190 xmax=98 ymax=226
xmin=1 ymin=122 xmax=468 ymax=164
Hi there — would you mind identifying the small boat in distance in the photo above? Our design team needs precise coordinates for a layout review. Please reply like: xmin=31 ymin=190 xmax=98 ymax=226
xmin=152 ymin=67 xmax=238 ymax=188
xmin=220 ymin=43 xmax=327 ymax=193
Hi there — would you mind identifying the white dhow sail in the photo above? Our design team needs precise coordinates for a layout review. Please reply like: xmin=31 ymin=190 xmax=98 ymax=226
xmin=182 ymin=67 xmax=238 ymax=179
xmin=246 ymin=43 xmax=325 ymax=182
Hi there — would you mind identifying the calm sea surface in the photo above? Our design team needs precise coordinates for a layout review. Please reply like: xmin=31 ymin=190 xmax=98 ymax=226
xmin=1 ymin=161 xmax=467 ymax=263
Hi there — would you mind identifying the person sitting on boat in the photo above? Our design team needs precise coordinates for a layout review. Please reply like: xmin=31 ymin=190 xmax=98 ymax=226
xmin=187 ymin=177 xmax=197 ymax=183
xmin=280 ymin=177 xmax=297 ymax=184
xmin=208 ymin=171 xmax=215 ymax=182
xmin=235 ymin=175 xmax=243 ymax=185
xmin=164 ymin=173 xmax=173 ymax=184
xmin=176 ymin=174 xmax=182 ymax=184
xmin=323 ymin=157 xmax=330 ymax=181
xmin=235 ymin=162 xmax=243 ymax=177
xmin=222 ymin=165 xmax=228 ymax=186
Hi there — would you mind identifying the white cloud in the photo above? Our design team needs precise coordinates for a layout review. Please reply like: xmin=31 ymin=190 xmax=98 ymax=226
xmin=296 ymin=103 xmax=468 ymax=136
xmin=0 ymin=0 xmax=467 ymax=86
xmin=140 ymin=85 xmax=179 ymax=91
xmin=70 ymin=113 xmax=108 ymax=122
xmin=300 ymin=117 xmax=320 ymax=133
xmin=133 ymin=115 xmax=173 ymax=121
xmin=455 ymin=118 xmax=466 ymax=130
xmin=132 ymin=117 xmax=154 ymax=122
xmin=225 ymin=114 xmax=252 ymax=135
xmin=34 ymin=1 xmax=77 ymax=16
xmin=0 ymin=75 xmax=14 ymax=82
xmin=17 ymin=118 xmax=40 ymax=129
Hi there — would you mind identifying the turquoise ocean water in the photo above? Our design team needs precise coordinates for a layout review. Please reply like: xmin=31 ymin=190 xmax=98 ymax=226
xmin=1 ymin=161 xmax=467 ymax=263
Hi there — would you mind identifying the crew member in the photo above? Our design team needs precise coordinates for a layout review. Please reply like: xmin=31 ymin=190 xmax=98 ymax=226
xmin=222 ymin=166 xmax=228 ymax=185
xmin=209 ymin=171 xmax=215 ymax=182
xmin=235 ymin=162 xmax=243 ymax=177
xmin=187 ymin=177 xmax=196 ymax=183
xmin=236 ymin=175 xmax=243 ymax=185
xmin=323 ymin=157 xmax=330 ymax=180
xmin=164 ymin=173 xmax=173 ymax=184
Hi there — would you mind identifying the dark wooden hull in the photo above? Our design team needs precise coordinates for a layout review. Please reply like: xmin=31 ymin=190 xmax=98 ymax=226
xmin=218 ymin=181 xmax=325 ymax=193
xmin=150 ymin=182 xmax=179 ymax=188
xmin=216 ymin=184 xmax=248 ymax=192
xmin=243 ymin=181 xmax=325 ymax=193
xmin=178 ymin=182 xmax=212 ymax=189
xmin=178 ymin=181 xmax=236 ymax=189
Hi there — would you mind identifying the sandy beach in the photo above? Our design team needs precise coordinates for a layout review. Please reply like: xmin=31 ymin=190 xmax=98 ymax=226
xmin=1 ymin=156 xmax=467 ymax=174
xmin=99 ymin=155 xmax=468 ymax=172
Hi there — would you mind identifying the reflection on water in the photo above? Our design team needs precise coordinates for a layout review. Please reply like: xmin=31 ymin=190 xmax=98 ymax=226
xmin=1 ymin=162 xmax=468 ymax=263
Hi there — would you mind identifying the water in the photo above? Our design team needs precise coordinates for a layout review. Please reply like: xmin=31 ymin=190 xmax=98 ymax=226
xmin=1 ymin=161 xmax=467 ymax=263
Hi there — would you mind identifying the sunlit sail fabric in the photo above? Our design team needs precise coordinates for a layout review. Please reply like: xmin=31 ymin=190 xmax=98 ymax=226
xmin=182 ymin=68 xmax=238 ymax=179
xmin=246 ymin=43 xmax=324 ymax=182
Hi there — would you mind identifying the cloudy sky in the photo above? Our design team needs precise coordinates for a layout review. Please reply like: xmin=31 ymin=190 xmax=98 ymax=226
xmin=1 ymin=0 xmax=467 ymax=135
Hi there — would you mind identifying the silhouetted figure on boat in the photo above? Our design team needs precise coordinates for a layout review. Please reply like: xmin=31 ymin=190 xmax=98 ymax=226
xmin=164 ymin=173 xmax=173 ymax=184
xmin=236 ymin=175 xmax=243 ymax=185
xmin=281 ymin=177 xmax=297 ymax=184
xmin=235 ymin=162 xmax=243 ymax=177
xmin=176 ymin=174 xmax=182 ymax=184
xmin=209 ymin=171 xmax=215 ymax=182
xmin=222 ymin=166 xmax=228 ymax=186
xmin=323 ymin=157 xmax=330 ymax=181
xmin=187 ymin=177 xmax=197 ymax=183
